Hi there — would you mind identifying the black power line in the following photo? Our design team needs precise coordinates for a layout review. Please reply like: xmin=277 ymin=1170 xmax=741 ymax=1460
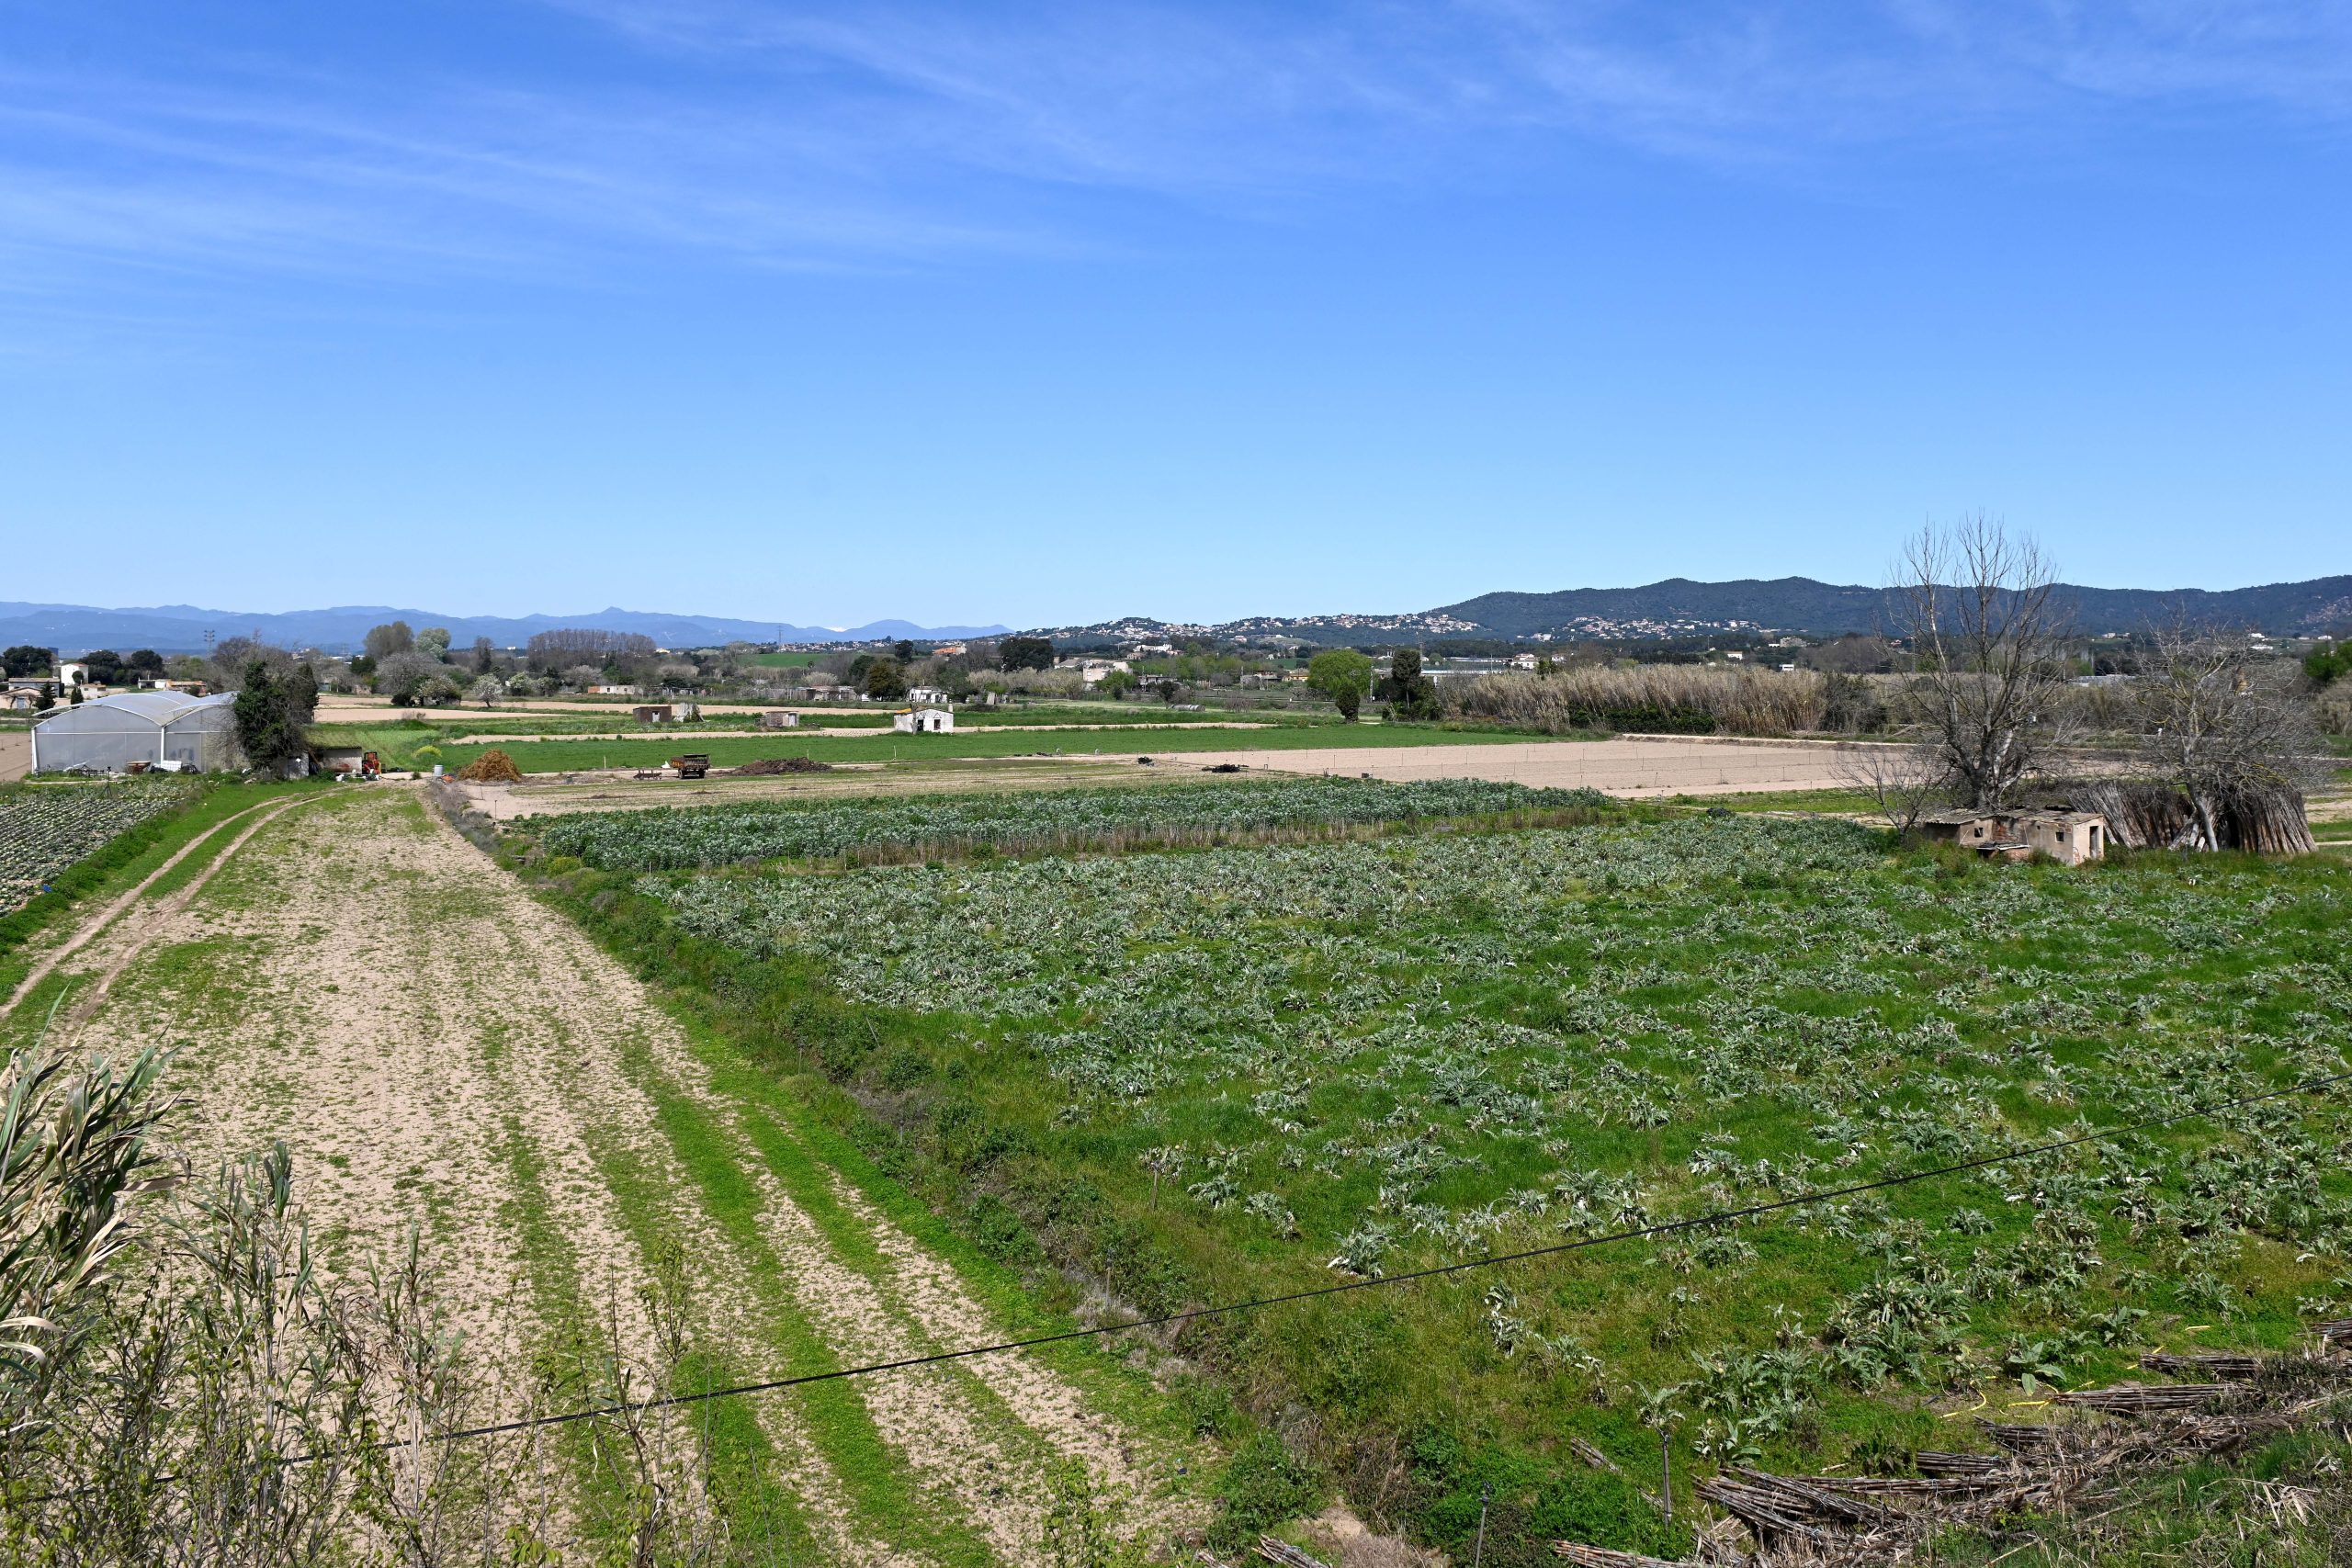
xmin=22 ymin=1066 xmax=2352 ymax=1501
xmin=391 ymin=1066 xmax=2352 ymax=1450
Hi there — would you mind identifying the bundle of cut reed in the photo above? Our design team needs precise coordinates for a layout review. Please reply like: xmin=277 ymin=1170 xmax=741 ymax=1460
xmin=1694 ymin=1473 xmax=1846 ymax=1550
xmin=2052 ymin=1382 xmax=2229 ymax=1415
xmin=1551 ymin=1547 xmax=1706 ymax=1567
xmin=2140 ymin=1350 xmax=2263 ymax=1382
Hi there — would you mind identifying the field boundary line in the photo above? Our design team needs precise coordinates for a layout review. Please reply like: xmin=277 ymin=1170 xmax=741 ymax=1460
xmin=2 ymin=795 xmax=290 ymax=1018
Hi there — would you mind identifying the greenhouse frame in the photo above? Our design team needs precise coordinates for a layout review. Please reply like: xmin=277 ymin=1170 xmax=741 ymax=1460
xmin=30 ymin=691 xmax=244 ymax=773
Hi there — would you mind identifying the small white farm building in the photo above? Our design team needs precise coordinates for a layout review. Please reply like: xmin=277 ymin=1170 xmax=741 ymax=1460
xmin=31 ymin=690 xmax=243 ymax=773
xmin=892 ymin=707 xmax=955 ymax=734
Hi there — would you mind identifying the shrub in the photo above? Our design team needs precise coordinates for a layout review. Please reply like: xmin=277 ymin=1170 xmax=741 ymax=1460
xmin=1215 ymin=1432 xmax=1324 ymax=1540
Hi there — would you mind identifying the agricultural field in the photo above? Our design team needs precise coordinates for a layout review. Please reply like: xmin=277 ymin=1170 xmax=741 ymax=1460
xmin=0 ymin=778 xmax=197 ymax=913
xmin=2 ymin=786 xmax=1204 ymax=1562
xmin=536 ymin=776 xmax=1615 ymax=869
xmin=526 ymin=789 xmax=2352 ymax=1561
xmin=438 ymin=719 xmax=1548 ymax=776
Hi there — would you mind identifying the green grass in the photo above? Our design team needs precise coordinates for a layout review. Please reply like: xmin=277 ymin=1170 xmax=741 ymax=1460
xmin=751 ymin=650 xmax=823 ymax=669
xmin=1658 ymin=785 xmax=1881 ymax=815
xmin=0 ymin=778 xmax=316 ymax=1003
xmin=521 ymin=801 xmax=2352 ymax=1562
xmin=441 ymin=721 xmax=1560 ymax=774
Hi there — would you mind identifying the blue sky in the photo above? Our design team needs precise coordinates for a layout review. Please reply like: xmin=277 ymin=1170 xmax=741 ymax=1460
xmin=2 ymin=1 xmax=2346 ymax=628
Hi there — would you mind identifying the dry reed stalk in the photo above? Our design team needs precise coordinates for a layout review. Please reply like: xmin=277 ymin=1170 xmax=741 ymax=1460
xmin=2051 ymin=1382 xmax=2231 ymax=1415
xmin=1551 ymin=1546 xmax=1705 ymax=1567
xmin=2140 ymin=1351 xmax=2263 ymax=1382
xmin=1442 ymin=667 xmax=1827 ymax=737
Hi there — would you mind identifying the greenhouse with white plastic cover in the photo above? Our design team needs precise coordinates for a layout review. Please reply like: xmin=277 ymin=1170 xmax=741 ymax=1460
xmin=29 ymin=690 xmax=243 ymax=773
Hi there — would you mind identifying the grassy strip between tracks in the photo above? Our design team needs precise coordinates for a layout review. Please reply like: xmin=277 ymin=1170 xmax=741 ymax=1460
xmin=0 ymin=778 xmax=334 ymax=1006
xmin=517 ymin=851 xmax=1208 ymax=1517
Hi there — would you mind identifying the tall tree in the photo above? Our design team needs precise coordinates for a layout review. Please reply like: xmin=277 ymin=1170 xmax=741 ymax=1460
xmin=1892 ymin=517 xmax=2068 ymax=809
xmin=1380 ymin=649 xmax=1438 ymax=719
xmin=376 ymin=652 xmax=458 ymax=707
xmin=2134 ymin=624 xmax=2322 ymax=852
xmin=471 ymin=636 xmax=495 ymax=674
xmin=525 ymin=627 xmax=654 ymax=673
xmin=998 ymin=636 xmax=1055 ymax=672
xmin=1307 ymin=649 xmax=1374 ymax=722
xmin=414 ymin=626 xmax=452 ymax=659
xmin=362 ymin=621 xmax=413 ymax=660
xmin=862 ymin=657 xmax=910 ymax=700
xmin=232 ymin=660 xmax=309 ymax=772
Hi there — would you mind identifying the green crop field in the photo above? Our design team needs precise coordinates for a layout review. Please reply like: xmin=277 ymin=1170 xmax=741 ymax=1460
xmin=536 ymin=776 xmax=1615 ymax=868
xmin=0 ymin=778 xmax=199 ymax=913
xmin=520 ymin=788 xmax=2352 ymax=1561
xmin=443 ymin=721 xmax=1545 ymax=775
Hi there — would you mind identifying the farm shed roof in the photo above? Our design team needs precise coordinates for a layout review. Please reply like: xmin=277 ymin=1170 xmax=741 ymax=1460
xmin=37 ymin=690 xmax=232 ymax=727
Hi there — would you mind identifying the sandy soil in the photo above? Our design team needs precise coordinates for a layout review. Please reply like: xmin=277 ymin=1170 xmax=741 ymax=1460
xmin=1170 ymin=735 xmax=1913 ymax=795
xmin=450 ymin=735 xmax=1904 ymax=818
xmin=14 ymin=786 xmax=1194 ymax=1562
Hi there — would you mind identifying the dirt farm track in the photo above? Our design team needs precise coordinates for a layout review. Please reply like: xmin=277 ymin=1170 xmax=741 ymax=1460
xmin=0 ymin=786 xmax=1196 ymax=1562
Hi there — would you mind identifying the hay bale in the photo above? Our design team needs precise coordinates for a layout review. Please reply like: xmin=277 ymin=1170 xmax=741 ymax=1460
xmin=455 ymin=749 xmax=524 ymax=783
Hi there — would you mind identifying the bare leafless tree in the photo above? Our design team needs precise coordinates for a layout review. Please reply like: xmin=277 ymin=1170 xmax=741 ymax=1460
xmin=1892 ymin=517 xmax=2070 ymax=809
xmin=525 ymin=627 xmax=656 ymax=674
xmin=1834 ymin=739 xmax=1951 ymax=832
xmin=2133 ymin=623 xmax=2323 ymax=852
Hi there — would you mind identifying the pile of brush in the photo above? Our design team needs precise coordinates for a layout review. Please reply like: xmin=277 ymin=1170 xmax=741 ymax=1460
xmin=731 ymin=756 xmax=833 ymax=775
xmin=454 ymin=749 xmax=524 ymax=783
xmin=1555 ymin=1325 xmax=2350 ymax=1566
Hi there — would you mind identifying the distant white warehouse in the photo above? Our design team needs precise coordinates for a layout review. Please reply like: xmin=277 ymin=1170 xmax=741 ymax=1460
xmin=31 ymin=691 xmax=243 ymax=773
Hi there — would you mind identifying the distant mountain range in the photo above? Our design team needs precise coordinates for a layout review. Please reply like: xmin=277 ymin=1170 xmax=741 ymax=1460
xmin=1034 ymin=573 xmax=2352 ymax=644
xmin=0 ymin=604 xmax=1010 ymax=656
xmin=10 ymin=572 xmax=2347 ymax=658
xmin=1427 ymin=575 xmax=2352 ymax=638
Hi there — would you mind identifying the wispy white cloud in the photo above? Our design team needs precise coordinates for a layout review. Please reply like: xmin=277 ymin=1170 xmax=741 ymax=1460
xmin=0 ymin=0 xmax=2346 ymax=302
